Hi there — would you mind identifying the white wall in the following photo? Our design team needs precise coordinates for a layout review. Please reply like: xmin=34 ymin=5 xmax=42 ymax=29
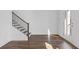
xmin=0 ymin=10 xmax=12 ymax=47
xmin=48 ymin=10 xmax=59 ymax=34
xmin=58 ymin=10 xmax=66 ymax=37
xmin=70 ymin=10 xmax=79 ymax=48
xmin=13 ymin=10 xmax=59 ymax=35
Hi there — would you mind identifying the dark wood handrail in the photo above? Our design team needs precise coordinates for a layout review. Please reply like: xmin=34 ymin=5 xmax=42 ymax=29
xmin=12 ymin=11 xmax=29 ymax=25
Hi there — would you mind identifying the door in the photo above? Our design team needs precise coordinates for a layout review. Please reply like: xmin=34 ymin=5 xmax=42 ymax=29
xmin=71 ymin=10 xmax=79 ymax=47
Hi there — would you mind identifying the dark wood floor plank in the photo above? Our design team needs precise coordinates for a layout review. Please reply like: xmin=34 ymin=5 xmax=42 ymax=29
xmin=0 ymin=35 xmax=78 ymax=49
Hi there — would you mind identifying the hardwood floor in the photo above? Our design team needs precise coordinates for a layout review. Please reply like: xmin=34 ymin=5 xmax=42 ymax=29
xmin=0 ymin=35 xmax=78 ymax=49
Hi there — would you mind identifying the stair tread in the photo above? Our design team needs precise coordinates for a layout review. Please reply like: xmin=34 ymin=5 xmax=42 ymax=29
xmin=20 ymin=28 xmax=25 ymax=31
xmin=17 ymin=27 xmax=23 ymax=29
xmin=23 ymin=31 xmax=28 ymax=33
xmin=12 ymin=24 xmax=20 ymax=26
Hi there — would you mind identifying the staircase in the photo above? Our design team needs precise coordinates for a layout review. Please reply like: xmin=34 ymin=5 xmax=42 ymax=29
xmin=12 ymin=11 xmax=31 ymax=40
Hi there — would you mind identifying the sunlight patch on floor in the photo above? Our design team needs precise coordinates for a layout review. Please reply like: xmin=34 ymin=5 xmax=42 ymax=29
xmin=45 ymin=42 xmax=53 ymax=49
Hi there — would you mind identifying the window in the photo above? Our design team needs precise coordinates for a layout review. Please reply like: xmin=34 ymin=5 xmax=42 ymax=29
xmin=64 ymin=10 xmax=71 ymax=36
